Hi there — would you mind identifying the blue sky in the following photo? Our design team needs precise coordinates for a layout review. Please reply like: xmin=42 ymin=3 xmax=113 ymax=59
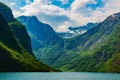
xmin=51 ymin=0 xmax=74 ymax=9
xmin=86 ymin=0 xmax=104 ymax=10
xmin=0 ymin=0 xmax=120 ymax=32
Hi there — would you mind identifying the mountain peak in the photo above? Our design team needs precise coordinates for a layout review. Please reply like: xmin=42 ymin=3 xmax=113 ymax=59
xmin=18 ymin=15 xmax=39 ymax=23
xmin=18 ymin=15 xmax=38 ymax=20
xmin=107 ymin=12 xmax=120 ymax=21
xmin=17 ymin=16 xmax=62 ymax=50
xmin=0 ymin=2 xmax=15 ymax=22
xmin=57 ymin=22 xmax=96 ymax=38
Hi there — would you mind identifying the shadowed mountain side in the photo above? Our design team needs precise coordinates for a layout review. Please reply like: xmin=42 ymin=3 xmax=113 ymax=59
xmin=17 ymin=16 xmax=65 ymax=65
xmin=0 ymin=2 xmax=33 ymax=55
xmin=0 ymin=2 xmax=57 ymax=72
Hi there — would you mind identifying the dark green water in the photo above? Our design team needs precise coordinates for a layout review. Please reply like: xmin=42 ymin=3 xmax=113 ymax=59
xmin=0 ymin=72 xmax=120 ymax=80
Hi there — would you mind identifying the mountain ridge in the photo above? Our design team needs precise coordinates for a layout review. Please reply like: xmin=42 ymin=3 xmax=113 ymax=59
xmin=52 ymin=12 xmax=120 ymax=72
xmin=57 ymin=23 xmax=96 ymax=38
xmin=18 ymin=12 xmax=120 ymax=73
xmin=17 ymin=15 xmax=65 ymax=65
xmin=0 ymin=2 xmax=56 ymax=72
xmin=0 ymin=2 xmax=33 ymax=54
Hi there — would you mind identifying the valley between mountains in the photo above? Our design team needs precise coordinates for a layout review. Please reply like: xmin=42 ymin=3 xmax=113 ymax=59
xmin=0 ymin=2 xmax=120 ymax=73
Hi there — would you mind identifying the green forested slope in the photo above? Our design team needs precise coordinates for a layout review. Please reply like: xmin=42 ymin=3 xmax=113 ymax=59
xmin=52 ymin=13 xmax=120 ymax=73
xmin=0 ymin=2 xmax=56 ymax=72
xmin=17 ymin=1 xmax=120 ymax=72
xmin=17 ymin=16 xmax=65 ymax=65
xmin=18 ymin=13 xmax=120 ymax=73
xmin=0 ymin=2 xmax=33 ymax=54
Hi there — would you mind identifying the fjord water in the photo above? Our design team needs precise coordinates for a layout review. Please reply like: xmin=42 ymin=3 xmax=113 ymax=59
xmin=0 ymin=72 xmax=120 ymax=80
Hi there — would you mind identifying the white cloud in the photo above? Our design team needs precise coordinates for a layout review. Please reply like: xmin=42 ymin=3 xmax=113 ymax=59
xmin=13 ymin=10 xmax=23 ymax=17
xmin=7 ymin=0 xmax=120 ymax=32
xmin=60 ymin=0 xmax=69 ymax=5
xmin=25 ymin=0 xmax=32 ymax=4
xmin=90 ymin=0 xmax=120 ymax=23
xmin=9 ymin=2 xmax=16 ymax=6
xmin=70 ymin=0 xmax=96 ymax=11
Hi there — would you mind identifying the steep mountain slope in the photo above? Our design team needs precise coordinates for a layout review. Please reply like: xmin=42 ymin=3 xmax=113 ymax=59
xmin=9 ymin=20 xmax=33 ymax=55
xmin=0 ymin=14 xmax=21 ymax=52
xmin=0 ymin=2 xmax=33 ymax=54
xmin=17 ymin=16 xmax=64 ymax=65
xmin=0 ymin=2 xmax=15 ymax=22
xmin=52 ymin=13 xmax=120 ymax=73
xmin=0 ymin=2 xmax=56 ymax=72
xmin=0 ymin=14 xmax=55 ymax=72
xmin=57 ymin=23 xmax=96 ymax=38
xmin=18 ymin=13 xmax=120 ymax=73
xmin=17 ymin=16 xmax=62 ymax=50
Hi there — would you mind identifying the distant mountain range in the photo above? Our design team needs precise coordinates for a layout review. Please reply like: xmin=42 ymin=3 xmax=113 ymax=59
xmin=57 ymin=23 xmax=96 ymax=38
xmin=18 ymin=12 xmax=120 ymax=73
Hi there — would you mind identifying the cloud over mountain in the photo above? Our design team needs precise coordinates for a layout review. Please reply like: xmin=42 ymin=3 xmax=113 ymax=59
xmin=0 ymin=0 xmax=120 ymax=32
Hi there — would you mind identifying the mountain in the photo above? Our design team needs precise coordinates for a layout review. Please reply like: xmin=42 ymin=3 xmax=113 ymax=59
xmin=9 ymin=20 xmax=33 ymax=55
xmin=0 ymin=2 xmax=56 ymax=72
xmin=52 ymin=13 xmax=120 ymax=73
xmin=17 ymin=16 xmax=64 ymax=65
xmin=0 ymin=2 xmax=32 ymax=54
xmin=0 ymin=14 xmax=55 ymax=72
xmin=0 ymin=2 xmax=15 ymax=23
xmin=57 ymin=23 xmax=96 ymax=38
xmin=18 ymin=13 xmax=120 ymax=73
